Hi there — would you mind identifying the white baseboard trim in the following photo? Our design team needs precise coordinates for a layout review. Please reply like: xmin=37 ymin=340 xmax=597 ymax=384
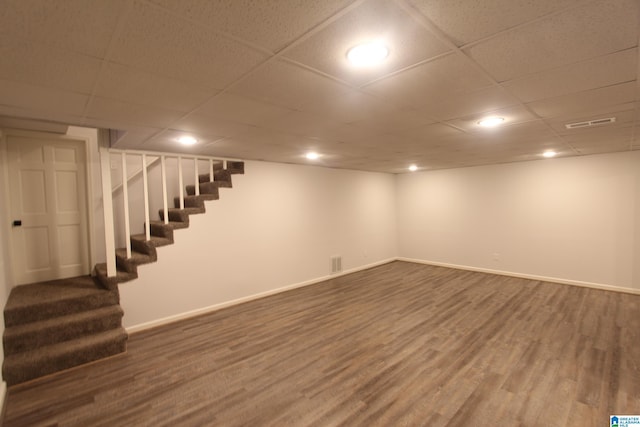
xmin=126 ymin=258 xmax=396 ymax=333
xmin=397 ymin=257 xmax=640 ymax=295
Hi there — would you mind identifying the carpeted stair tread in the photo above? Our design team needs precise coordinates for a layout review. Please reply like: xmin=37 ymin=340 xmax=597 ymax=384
xmin=4 ymin=305 xmax=124 ymax=356
xmin=197 ymin=162 xmax=244 ymax=183
xmin=3 ymin=327 xmax=128 ymax=386
xmin=4 ymin=276 xmax=119 ymax=327
xmin=130 ymin=234 xmax=173 ymax=247
xmin=158 ymin=207 xmax=205 ymax=223
xmin=148 ymin=220 xmax=189 ymax=230
xmin=186 ymin=181 xmax=224 ymax=195
xmin=115 ymin=248 xmax=155 ymax=274
xmin=94 ymin=263 xmax=138 ymax=290
xmin=173 ymin=194 xmax=218 ymax=209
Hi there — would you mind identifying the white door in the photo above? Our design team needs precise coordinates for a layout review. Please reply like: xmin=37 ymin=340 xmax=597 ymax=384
xmin=7 ymin=132 xmax=90 ymax=285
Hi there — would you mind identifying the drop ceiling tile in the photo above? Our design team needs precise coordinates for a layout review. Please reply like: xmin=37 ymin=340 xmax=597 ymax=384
xmin=527 ymin=82 xmax=637 ymax=119
xmin=298 ymin=90 xmax=393 ymax=124
xmin=0 ymin=104 xmax=84 ymax=128
xmin=548 ymin=103 xmax=637 ymax=134
xmin=445 ymin=105 xmax=538 ymax=132
xmin=393 ymin=122 xmax=468 ymax=144
xmin=94 ymin=62 xmax=218 ymax=113
xmin=561 ymin=125 xmax=635 ymax=144
xmin=351 ymin=108 xmax=436 ymax=133
xmin=140 ymin=129 xmax=223 ymax=153
xmin=0 ymin=37 xmax=102 ymax=94
xmin=503 ymin=48 xmax=637 ymax=104
xmin=85 ymin=96 xmax=185 ymax=128
xmin=364 ymin=53 xmax=493 ymax=109
xmin=318 ymin=122 xmax=380 ymax=144
xmin=406 ymin=0 xmax=590 ymax=46
xmin=108 ymin=127 xmax=162 ymax=149
xmin=0 ymin=80 xmax=88 ymax=116
xmin=571 ymin=139 xmax=632 ymax=155
xmin=171 ymin=113 xmax=254 ymax=140
xmin=264 ymin=111 xmax=343 ymax=139
xmin=110 ymin=0 xmax=268 ymax=89
xmin=149 ymin=0 xmax=357 ymax=52
xmin=195 ymin=93 xmax=294 ymax=127
xmin=418 ymin=86 xmax=521 ymax=122
xmin=229 ymin=59 xmax=351 ymax=110
xmin=465 ymin=0 xmax=638 ymax=82
xmin=284 ymin=0 xmax=451 ymax=86
xmin=0 ymin=0 xmax=127 ymax=58
xmin=473 ymin=120 xmax=563 ymax=146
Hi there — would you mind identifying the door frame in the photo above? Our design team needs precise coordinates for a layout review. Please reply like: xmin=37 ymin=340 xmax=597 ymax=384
xmin=0 ymin=127 xmax=98 ymax=287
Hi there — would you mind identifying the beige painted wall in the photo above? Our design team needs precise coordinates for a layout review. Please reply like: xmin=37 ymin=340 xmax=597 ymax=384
xmin=396 ymin=151 xmax=640 ymax=290
xmin=119 ymin=160 xmax=398 ymax=329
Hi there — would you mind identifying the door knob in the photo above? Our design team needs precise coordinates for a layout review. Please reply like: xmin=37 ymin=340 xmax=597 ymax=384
xmin=12 ymin=220 xmax=22 ymax=227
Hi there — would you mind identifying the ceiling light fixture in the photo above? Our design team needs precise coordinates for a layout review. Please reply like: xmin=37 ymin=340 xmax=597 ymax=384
xmin=178 ymin=135 xmax=198 ymax=146
xmin=542 ymin=151 xmax=557 ymax=158
xmin=409 ymin=164 xmax=418 ymax=172
xmin=306 ymin=152 xmax=320 ymax=160
xmin=347 ymin=42 xmax=389 ymax=67
xmin=477 ymin=117 xmax=505 ymax=128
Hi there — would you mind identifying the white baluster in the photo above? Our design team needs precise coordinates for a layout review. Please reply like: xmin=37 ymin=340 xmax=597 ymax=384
xmin=161 ymin=155 xmax=168 ymax=225
xmin=178 ymin=156 xmax=184 ymax=209
xmin=121 ymin=153 xmax=131 ymax=259
xmin=194 ymin=157 xmax=200 ymax=196
xmin=142 ymin=154 xmax=150 ymax=241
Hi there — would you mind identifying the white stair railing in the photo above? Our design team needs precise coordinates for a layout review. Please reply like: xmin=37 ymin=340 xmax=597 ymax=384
xmin=100 ymin=148 xmax=238 ymax=278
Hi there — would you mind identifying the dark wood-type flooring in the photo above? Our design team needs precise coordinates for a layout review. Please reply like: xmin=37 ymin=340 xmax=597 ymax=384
xmin=3 ymin=261 xmax=640 ymax=426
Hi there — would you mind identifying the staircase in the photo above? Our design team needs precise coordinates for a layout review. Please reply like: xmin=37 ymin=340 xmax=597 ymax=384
xmin=2 ymin=161 xmax=244 ymax=386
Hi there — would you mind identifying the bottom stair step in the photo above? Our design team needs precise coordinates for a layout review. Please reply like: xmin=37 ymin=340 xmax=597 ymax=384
xmin=3 ymin=305 xmax=124 ymax=356
xmin=2 ymin=327 xmax=128 ymax=386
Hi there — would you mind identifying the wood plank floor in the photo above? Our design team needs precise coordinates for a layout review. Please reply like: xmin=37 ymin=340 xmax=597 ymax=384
xmin=3 ymin=261 xmax=640 ymax=426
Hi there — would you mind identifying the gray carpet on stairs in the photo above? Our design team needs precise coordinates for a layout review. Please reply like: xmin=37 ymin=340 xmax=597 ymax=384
xmin=3 ymin=275 xmax=127 ymax=386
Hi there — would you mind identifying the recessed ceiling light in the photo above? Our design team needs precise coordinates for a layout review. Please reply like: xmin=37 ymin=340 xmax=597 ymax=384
xmin=306 ymin=152 xmax=320 ymax=160
xmin=477 ymin=117 xmax=505 ymax=128
xmin=178 ymin=135 xmax=198 ymax=145
xmin=543 ymin=150 xmax=557 ymax=158
xmin=347 ymin=42 xmax=389 ymax=67
xmin=409 ymin=164 xmax=418 ymax=172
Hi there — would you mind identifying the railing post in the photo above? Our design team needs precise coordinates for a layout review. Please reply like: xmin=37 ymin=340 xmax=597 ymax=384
xmin=178 ymin=156 xmax=184 ymax=209
xmin=98 ymin=138 xmax=116 ymax=277
xmin=161 ymin=155 xmax=168 ymax=225
xmin=121 ymin=153 xmax=131 ymax=259
xmin=209 ymin=159 xmax=214 ymax=183
xmin=141 ymin=154 xmax=150 ymax=241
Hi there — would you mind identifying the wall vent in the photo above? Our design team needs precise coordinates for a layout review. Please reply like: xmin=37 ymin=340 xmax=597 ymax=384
xmin=565 ymin=117 xmax=615 ymax=129
xmin=331 ymin=255 xmax=342 ymax=274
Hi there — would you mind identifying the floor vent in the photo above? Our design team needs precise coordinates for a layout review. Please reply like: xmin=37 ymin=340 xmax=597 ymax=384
xmin=565 ymin=117 xmax=615 ymax=129
xmin=331 ymin=256 xmax=342 ymax=274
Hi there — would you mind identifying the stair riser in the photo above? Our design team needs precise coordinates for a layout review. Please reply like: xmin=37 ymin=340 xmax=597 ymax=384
xmin=3 ymin=334 xmax=127 ymax=386
xmin=158 ymin=207 xmax=205 ymax=223
xmin=4 ymin=292 xmax=120 ymax=327
xmin=159 ymin=210 xmax=189 ymax=223
xmin=3 ymin=311 xmax=124 ymax=356
xmin=130 ymin=239 xmax=160 ymax=257
xmin=148 ymin=223 xmax=175 ymax=239
xmin=172 ymin=194 xmax=219 ymax=209
xmin=186 ymin=183 xmax=225 ymax=196
xmin=198 ymin=163 xmax=244 ymax=183
xmin=116 ymin=252 xmax=157 ymax=275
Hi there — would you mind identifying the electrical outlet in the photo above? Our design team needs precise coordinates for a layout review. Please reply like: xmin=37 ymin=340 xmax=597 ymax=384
xmin=492 ymin=252 xmax=500 ymax=261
